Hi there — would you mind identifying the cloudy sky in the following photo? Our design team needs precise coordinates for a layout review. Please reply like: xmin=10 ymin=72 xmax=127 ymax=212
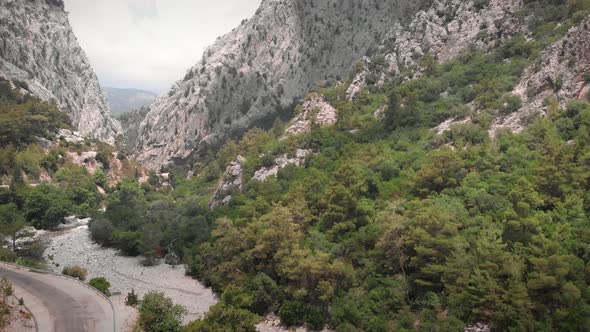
xmin=64 ymin=0 xmax=261 ymax=94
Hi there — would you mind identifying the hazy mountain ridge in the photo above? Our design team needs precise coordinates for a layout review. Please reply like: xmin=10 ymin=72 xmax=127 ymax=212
xmin=0 ymin=0 xmax=121 ymax=144
xmin=103 ymin=87 xmax=157 ymax=116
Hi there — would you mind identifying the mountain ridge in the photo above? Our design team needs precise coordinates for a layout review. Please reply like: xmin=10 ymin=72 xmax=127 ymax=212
xmin=134 ymin=0 xmax=431 ymax=170
xmin=103 ymin=86 xmax=157 ymax=116
xmin=0 ymin=0 xmax=121 ymax=144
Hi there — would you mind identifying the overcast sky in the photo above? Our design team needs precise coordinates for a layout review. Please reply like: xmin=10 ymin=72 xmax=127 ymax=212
xmin=64 ymin=0 xmax=261 ymax=94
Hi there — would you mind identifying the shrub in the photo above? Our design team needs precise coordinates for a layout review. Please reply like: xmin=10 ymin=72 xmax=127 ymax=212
xmin=89 ymin=277 xmax=111 ymax=296
xmin=304 ymin=306 xmax=325 ymax=331
xmin=139 ymin=291 xmax=186 ymax=332
xmin=0 ymin=248 xmax=17 ymax=263
xmin=183 ymin=303 xmax=259 ymax=332
xmin=500 ymin=93 xmax=523 ymax=115
xmin=89 ymin=217 xmax=115 ymax=246
xmin=279 ymin=300 xmax=305 ymax=327
xmin=62 ymin=265 xmax=87 ymax=281
xmin=126 ymin=289 xmax=139 ymax=306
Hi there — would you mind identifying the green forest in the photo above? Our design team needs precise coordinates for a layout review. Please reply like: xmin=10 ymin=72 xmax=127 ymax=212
xmin=92 ymin=1 xmax=590 ymax=330
xmin=1 ymin=0 xmax=590 ymax=331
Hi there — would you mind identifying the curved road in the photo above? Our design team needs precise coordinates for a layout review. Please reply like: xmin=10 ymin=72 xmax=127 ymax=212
xmin=0 ymin=264 xmax=114 ymax=332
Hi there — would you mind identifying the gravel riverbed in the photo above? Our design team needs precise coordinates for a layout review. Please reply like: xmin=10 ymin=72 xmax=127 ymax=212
xmin=42 ymin=221 xmax=218 ymax=324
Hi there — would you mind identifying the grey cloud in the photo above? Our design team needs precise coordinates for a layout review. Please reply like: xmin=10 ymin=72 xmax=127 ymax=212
xmin=64 ymin=0 xmax=261 ymax=93
xmin=127 ymin=0 xmax=158 ymax=24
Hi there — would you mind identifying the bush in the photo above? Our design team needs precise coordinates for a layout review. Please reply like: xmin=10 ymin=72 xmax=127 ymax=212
xmin=89 ymin=217 xmax=114 ymax=246
xmin=15 ymin=257 xmax=43 ymax=269
xmin=139 ymin=291 xmax=186 ymax=332
xmin=279 ymin=301 xmax=305 ymax=327
xmin=126 ymin=289 xmax=139 ymax=306
xmin=89 ymin=277 xmax=111 ymax=296
xmin=304 ymin=306 xmax=325 ymax=331
xmin=182 ymin=303 xmax=259 ymax=332
xmin=95 ymin=144 xmax=113 ymax=170
xmin=500 ymin=93 xmax=523 ymax=115
xmin=62 ymin=265 xmax=87 ymax=281
xmin=0 ymin=248 xmax=17 ymax=263
xmin=24 ymin=184 xmax=71 ymax=230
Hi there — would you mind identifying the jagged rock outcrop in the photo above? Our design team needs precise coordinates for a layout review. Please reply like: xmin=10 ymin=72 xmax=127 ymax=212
xmin=384 ymin=0 xmax=523 ymax=71
xmin=209 ymin=155 xmax=246 ymax=208
xmin=492 ymin=15 xmax=590 ymax=135
xmin=356 ymin=0 xmax=524 ymax=91
xmin=252 ymin=149 xmax=312 ymax=182
xmin=285 ymin=94 xmax=337 ymax=135
xmin=0 ymin=0 xmax=121 ymax=143
xmin=135 ymin=0 xmax=436 ymax=170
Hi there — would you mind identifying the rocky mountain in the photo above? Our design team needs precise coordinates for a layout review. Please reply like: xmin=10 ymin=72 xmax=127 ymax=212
xmin=103 ymin=87 xmax=157 ymax=116
xmin=117 ymin=106 xmax=150 ymax=152
xmin=134 ymin=0 xmax=434 ymax=169
xmin=135 ymin=0 xmax=590 ymax=171
xmin=0 ymin=0 xmax=121 ymax=144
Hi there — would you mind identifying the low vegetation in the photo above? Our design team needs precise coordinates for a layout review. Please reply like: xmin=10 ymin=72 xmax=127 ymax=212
xmin=61 ymin=265 xmax=87 ymax=281
xmin=139 ymin=291 xmax=186 ymax=332
xmin=89 ymin=277 xmax=111 ymax=296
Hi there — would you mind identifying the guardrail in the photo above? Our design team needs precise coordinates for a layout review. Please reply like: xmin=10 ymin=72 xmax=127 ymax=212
xmin=0 ymin=261 xmax=117 ymax=332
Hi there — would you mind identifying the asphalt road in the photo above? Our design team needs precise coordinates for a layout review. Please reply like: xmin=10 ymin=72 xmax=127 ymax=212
xmin=0 ymin=264 xmax=114 ymax=332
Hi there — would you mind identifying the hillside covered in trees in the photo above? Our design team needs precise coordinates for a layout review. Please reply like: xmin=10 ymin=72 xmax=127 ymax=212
xmin=0 ymin=78 xmax=143 ymax=266
xmin=82 ymin=1 xmax=590 ymax=331
xmin=2 ymin=0 xmax=590 ymax=331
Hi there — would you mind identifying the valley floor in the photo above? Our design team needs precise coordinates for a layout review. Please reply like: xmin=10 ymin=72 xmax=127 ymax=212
xmin=42 ymin=221 xmax=218 ymax=324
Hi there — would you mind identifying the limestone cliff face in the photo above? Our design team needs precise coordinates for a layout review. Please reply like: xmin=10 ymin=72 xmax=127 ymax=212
xmin=347 ymin=0 xmax=524 ymax=101
xmin=493 ymin=15 xmax=590 ymax=134
xmin=0 ymin=0 xmax=121 ymax=143
xmin=135 ymin=0 xmax=427 ymax=169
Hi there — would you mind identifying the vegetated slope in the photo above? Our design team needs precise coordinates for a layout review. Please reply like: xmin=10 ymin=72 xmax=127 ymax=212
xmin=89 ymin=1 xmax=590 ymax=331
xmin=134 ymin=0 xmax=434 ymax=170
xmin=0 ymin=0 xmax=121 ymax=143
xmin=103 ymin=87 xmax=157 ymax=116
xmin=0 ymin=79 xmax=143 ymax=237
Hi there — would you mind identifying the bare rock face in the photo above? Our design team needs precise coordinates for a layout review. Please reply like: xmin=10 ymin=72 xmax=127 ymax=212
xmin=464 ymin=323 xmax=491 ymax=332
xmin=285 ymin=94 xmax=337 ymax=136
xmin=371 ymin=0 xmax=524 ymax=83
xmin=492 ymin=15 xmax=590 ymax=135
xmin=0 ymin=0 xmax=121 ymax=144
xmin=209 ymin=155 xmax=246 ymax=208
xmin=135 ymin=0 xmax=431 ymax=170
xmin=252 ymin=149 xmax=312 ymax=182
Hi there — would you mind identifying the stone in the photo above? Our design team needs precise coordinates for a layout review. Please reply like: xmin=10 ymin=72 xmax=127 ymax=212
xmin=252 ymin=149 xmax=311 ymax=182
xmin=285 ymin=94 xmax=337 ymax=136
xmin=209 ymin=155 xmax=246 ymax=208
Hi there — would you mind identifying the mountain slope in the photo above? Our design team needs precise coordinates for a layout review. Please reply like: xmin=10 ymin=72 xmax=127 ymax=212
xmin=0 ymin=0 xmax=121 ymax=144
xmin=135 ymin=0 xmax=432 ymax=169
xmin=89 ymin=1 xmax=590 ymax=329
xmin=103 ymin=87 xmax=157 ymax=116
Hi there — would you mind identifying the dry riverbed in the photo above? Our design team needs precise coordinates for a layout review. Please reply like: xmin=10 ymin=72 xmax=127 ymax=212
xmin=41 ymin=220 xmax=218 ymax=324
